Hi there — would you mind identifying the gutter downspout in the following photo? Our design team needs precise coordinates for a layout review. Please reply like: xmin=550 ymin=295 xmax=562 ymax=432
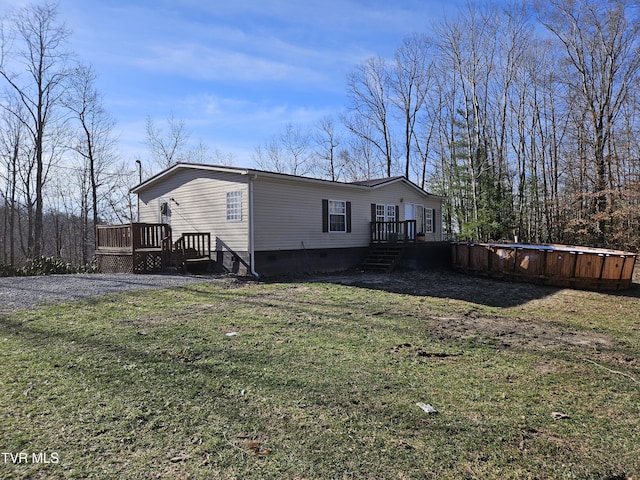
xmin=248 ymin=174 xmax=259 ymax=278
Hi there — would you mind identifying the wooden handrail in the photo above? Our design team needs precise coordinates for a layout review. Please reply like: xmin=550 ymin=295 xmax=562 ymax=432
xmin=96 ymin=224 xmax=133 ymax=250
xmin=174 ymin=232 xmax=211 ymax=259
xmin=370 ymin=220 xmax=417 ymax=243
xmin=96 ymin=223 xmax=172 ymax=252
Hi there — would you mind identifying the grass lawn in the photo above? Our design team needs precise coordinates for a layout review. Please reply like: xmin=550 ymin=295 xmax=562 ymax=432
xmin=1 ymin=272 xmax=639 ymax=479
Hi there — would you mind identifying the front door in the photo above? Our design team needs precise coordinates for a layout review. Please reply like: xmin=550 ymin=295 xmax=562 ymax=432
xmin=159 ymin=198 xmax=171 ymax=225
xmin=404 ymin=204 xmax=415 ymax=240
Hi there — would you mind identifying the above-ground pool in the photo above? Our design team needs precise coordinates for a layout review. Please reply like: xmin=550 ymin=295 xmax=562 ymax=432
xmin=451 ymin=242 xmax=637 ymax=291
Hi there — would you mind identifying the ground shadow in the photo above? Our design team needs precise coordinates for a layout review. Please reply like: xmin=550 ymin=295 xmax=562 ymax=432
xmin=270 ymin=267 xmax=640 ymax=308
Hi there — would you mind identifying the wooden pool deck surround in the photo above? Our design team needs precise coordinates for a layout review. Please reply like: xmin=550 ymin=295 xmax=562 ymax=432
xmin=451 ymin=242 xmax=637 ymax=291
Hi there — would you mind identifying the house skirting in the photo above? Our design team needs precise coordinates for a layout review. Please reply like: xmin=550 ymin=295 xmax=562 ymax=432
xmin=254 ymin=247 xmax=370 ymax=277
xmin=250 ymin=243 xmax=451 ymax=277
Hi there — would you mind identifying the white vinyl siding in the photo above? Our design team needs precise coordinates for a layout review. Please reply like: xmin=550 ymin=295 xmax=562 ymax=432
xmin=137 ymin=165 xmax=443 ymax=254
xmin=253 ymin=178 xmax=366 ymax=250
xmin=253 ymin=176 xmax=441 ymax=250
xmin=137 ymin=168 xmax=249 ymax=252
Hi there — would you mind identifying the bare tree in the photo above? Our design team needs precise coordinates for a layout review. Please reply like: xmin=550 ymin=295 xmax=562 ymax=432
xmin=253 ymin=122 xmax=313 ymax=176
xmin=391 ymin=33 xmax=435 ymax=180
xmin=145 ymin=113 xmax=190 ymax=172
xmin=186 ymin=140 xmax=236 ymax=166
xmin=0 ymin=2 xmax=72 ymax=258
xmin=434 ymin=3 xmax=500 ymax=239
xmin=64 ymin=63 xmax=117 ymax=262
xmin=252 ymin=140 xmax=284 ymax=174
xmin=344 ymin=56 xmax=394 ymax=176
xmin=0 ymin=103 xmax=24 ymax=265
xmin=100 ymin=160 xmax=139 ymax=224
xmin=313 ymin=116 xmax=342 ymax=181
xmin=341 ymin=127 xmax=387 ymax=182
xmin=536 ymin=0 xmax=640 ymax=244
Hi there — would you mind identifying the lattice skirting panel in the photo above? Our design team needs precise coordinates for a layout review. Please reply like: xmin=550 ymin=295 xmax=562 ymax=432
xmin=133 ymin=252 xmax=165 ymax=273
xmin=97 ymin=253 xmax=134 ymax=273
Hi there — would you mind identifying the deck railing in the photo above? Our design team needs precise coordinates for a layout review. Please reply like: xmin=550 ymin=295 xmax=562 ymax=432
xmin=370 ymin=220 xmax=417 ymax=243
xmin=174 ymin=232 xmax=211 ymax=260
xmin=96 ymin=224 xmax=133 ymax=251
xmin=96 ymin=223 xmax=172 ymax=252
xmin=133 ymin=223 xmax=172 ymax=251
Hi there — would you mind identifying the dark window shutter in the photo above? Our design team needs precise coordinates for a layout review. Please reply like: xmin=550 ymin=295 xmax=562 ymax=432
xmin=371 ymin=203 xmax=376 ymax=222
xmin=395 ymin=205 xmax=400 ymax=221
xmin=346 ymin=201 xmax=352 ymax=233
xmin=432 ymin=208 xmax=436 ymax=233
xmin=322 ymin=199 xmax=329 ymax=232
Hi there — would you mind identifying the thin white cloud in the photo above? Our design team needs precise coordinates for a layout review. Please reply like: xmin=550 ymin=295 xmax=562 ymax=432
xmin=62 ymin=2 xmax=362 ymax=90
xmin=184 ymin=0 xmax=444 ymax=37
xmin=181 ymin=92 xmax=334 ymax=135
xmin=47 ymin=0 xmax=468 ymax=167
xmin=133 ymin=42 xmax=325 ymax=85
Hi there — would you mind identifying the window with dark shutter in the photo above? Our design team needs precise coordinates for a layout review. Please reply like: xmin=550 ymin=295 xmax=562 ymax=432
xmin=329 ymin=200 xmax=346 ymax=232
xmin=323 ymin=199 xmax=350 ymax=233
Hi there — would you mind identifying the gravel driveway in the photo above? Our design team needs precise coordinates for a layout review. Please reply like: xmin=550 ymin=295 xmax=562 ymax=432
xmin=0 ymin=273 xmax=233 ymax=314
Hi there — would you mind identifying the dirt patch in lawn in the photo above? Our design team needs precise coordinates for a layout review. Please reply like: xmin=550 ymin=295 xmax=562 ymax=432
xmin=425 ymin=312 xmax=613 ymax=350
xmin=308 ymin=269 xmax=618 ymax=351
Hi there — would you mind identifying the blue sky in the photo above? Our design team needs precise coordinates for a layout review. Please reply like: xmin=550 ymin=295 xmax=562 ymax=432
xmin=2 ymin=0 xmax=465 ymax=168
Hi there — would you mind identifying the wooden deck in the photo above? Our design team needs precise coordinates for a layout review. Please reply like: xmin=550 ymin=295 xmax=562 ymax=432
xmin=95 ymin=223 xmax=211 ymax=273
xmin=96 ymin=223 xmax=173 ymax=273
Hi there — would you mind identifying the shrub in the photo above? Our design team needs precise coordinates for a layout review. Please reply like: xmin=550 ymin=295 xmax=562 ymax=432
xmin=0 ymin=261 xmax=21 ymax=277
xmin=77 ymin=258 xmax=97 ymax=274
xmin=0 ymin=257 xmax=97 ymax=276
xmin=22 ymin=256 xmax=73 ymax=276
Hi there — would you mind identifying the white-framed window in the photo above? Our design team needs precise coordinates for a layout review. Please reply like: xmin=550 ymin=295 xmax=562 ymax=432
xmin=374 ymin=204 xmax=397 ymax=230
xmin=424 ymin=207 xmax=434 ymax=234
xmin=226 ymin=191 xmax=242 ymax=221
xmin=329 ymin=200 xmax=347 ymax=232
xmin=385 ymin=204 xmax=397 ymax=233
xmin=375 ymin=204 xmax=397 ymax=223
xmin=386 ymin=204 xmax=396 ymax=223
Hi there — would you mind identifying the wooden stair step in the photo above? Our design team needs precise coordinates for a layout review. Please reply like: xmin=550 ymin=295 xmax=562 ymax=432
xmin=361 ymin=245 xmax=406 ymax=272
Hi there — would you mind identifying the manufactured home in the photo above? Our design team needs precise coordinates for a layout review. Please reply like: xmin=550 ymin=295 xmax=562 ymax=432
xmin=96 ymin=163 xmax=444 ymax=276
